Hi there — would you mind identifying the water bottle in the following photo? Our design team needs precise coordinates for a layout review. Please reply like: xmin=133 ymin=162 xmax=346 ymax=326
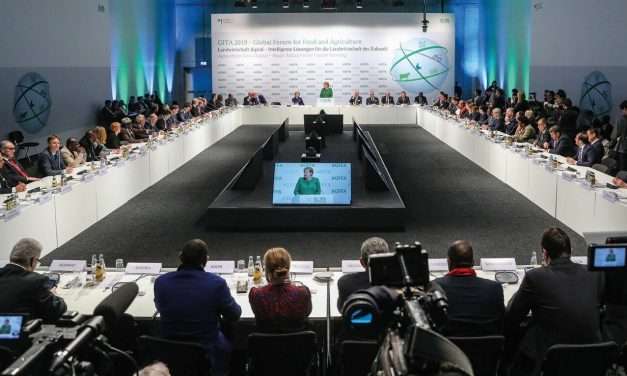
xmin=90 ymin=254 xmax=98 ymax=273
xmin=248 ymin=256 xmax=254 ymax=276
xmin=256 ymin=256 xmax=262 ymax=271
xmin=530 ymin=250 xmax=538 ymax=266
xmin=99 ymin=254 xmax=106 ymax=270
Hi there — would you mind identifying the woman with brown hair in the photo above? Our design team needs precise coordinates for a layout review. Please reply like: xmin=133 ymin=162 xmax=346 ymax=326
xmin=249 ymin=247 xmax=312 ymax=332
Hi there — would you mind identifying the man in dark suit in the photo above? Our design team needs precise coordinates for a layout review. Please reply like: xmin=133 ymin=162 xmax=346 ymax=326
xmin=397 ymin=91 xmax=411 ymax=105
xmin=349 ymin=90 xmax=362 ymax=105
xmin=119 ymin=118 xmax=142 ymax=144
xmin=155 ymin=239 xmax=241 ymax=376
xmin=414 ymin=92 xmax=428 ymax=105
xmin=291 ymin=91 xmax=304 ymax=106
xmin=337 ymin=237 xmax=389 ymax=311
xmin=243 ymin=92 xmax=259 ymax=106
xmin=567 ymin=133 xmax=599 ymax=167
xmin=532 ymin=117 xmax=551 ymax=148
xmin=366 ymin=90 xmax=379 ymax=105
xmin=38 ymin=135 xmax=71 ymax=176
xmin=381 ymin=92 xmax=394 ymax=105
xmin=548 ymin=126 xmax=576 ymax=157
xmin=586 ymin=127 xmax=605 ymax=163
xmin=506 ymin=228 xmax=603 ymax=375
xmin=1 ymin=141 xmax=39 ymax=183
xmin=434 ymin=240 xmax=504 ymax=336
xmin=0 ymin=157 xmax=26 ymax=193
xmin=0 ymin=238 xmax=67 ymax=322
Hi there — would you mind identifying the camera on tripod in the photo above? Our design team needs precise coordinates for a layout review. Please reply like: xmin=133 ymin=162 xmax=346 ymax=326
xmin=342 ymin=242 xmax=474 ymax=376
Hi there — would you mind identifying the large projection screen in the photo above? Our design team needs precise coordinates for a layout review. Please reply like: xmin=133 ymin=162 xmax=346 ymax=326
xmin=211 ymin=13 xmax=455 ymax=104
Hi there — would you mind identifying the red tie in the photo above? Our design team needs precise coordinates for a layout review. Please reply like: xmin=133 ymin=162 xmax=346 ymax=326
xmin=6 ymin=159 xmax=29 ymax=178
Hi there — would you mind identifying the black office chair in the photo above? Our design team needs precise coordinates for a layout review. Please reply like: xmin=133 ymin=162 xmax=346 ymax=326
xmin=7 ymin=130 xmax=39 ymax=165
xmin=448 ymin=336 xmax=504 ymax=376
xmin=247 ymin=331 xmax=317 ymax=376
xmin=592 ymin=163 xmax=609 ymax=174
xmin=138 ymin=335 xmax=211 ymax=376
xmin=338 ymin=340 xmax=378 ymax=376
xmin=540 ymin=341 xmax=618 ymax=376
xmin=602 ymin=157 xmax=618 ymax=176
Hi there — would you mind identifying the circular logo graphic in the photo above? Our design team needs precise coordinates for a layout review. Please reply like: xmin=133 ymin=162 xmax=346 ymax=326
xmin=389 ymin=38 xmax=449 ymax=95
xmin=579 ymin=71 xmax=611 ymax=118
xmin=13 ymin=72 xmax=52 ymax=134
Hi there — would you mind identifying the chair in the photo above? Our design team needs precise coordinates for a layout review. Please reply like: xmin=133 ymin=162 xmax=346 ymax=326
xmin=592 ymin=163 xmax=609 ymax=174
xmin=602 ymin=157 xmax=618 ymax=176
xmin=338 ymin=340 xmax=378 ymax=376
xmin=448 ymin=336 xmax=504 ymax=376
xmin=540 ymin=341 xmax=618 ymax=376
xmin=138 ymin=335 xmax=211 ymax=376
xmin=247 ymin=331 xmax=317 ymax=376
xmin=8 ymin=130 xmax=39 ymax=164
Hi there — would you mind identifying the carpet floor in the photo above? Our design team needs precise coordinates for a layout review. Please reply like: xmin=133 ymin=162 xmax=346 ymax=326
xmin=43 ymin=124 xmax=585 ymax=267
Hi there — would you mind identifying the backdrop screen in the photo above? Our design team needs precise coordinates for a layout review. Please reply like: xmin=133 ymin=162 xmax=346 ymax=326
xmin=273 ymin=163 xmax=351 ymax=205
xmin=211 ymin=13 xmax=455 ymax=104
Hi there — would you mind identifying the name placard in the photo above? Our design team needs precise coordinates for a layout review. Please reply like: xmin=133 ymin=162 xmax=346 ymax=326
xmin=81 ymin=173 xmax=94 ymax=182
xmin=291 ymin=261 xmax=314 ymax=274
xmin=480 ymin=258 xmax=517 ymax=271
xmin=50 ymin=260 xmax=87 ymax=272
xmin=2 ymin=208 xmax=21 ymax=221
xmin=36 ymin=193 xmax=52 ymax=204
xmin=125 ymin=262 xmax=162 ymax=274
xmin=341 ymin=260 xmax=364 ymax=273
xmin=571 ymin=256 xmax=588 ymax=265
xmin=602 ymin=190 xmax=620 ymax=203
xmin=428 ymin=258 xmax=449 ymax=272
xmin=59 ymin=185 xmax=72 ymax=194
xmin=205 ymin=261 xmax=235 ymax=274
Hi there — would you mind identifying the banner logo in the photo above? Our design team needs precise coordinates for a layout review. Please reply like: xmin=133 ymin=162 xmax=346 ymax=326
xmin=389 ymin=38 xmax=449 ymax=95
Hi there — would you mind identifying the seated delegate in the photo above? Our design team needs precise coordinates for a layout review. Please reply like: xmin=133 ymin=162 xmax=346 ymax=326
xmin=38 ymin=134 xmax=73 ymax=177
xmin=249 ymin=247 xmax=312 ymax=332
xmin=319 ymin=81 xmax=333 ymax=98
xmin=0 ymin=238 xmax=67 ymax=322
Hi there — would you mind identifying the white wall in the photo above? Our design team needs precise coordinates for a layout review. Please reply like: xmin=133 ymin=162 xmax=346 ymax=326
xmin=0 ymin=0 xmax=111 ymax=149
xmin=530 ymin=0 xmax=627 ymax=119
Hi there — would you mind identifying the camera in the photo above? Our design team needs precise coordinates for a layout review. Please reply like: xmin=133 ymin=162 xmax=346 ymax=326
xmin=588 ymin=240 xmax=627 ymax=306
xmin=342 ymin=242 xmax=474 ymax=376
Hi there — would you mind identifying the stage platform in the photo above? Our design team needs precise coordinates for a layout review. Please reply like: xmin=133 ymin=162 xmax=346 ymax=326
xmin=205 ymin=126 xmax=406 ymax=231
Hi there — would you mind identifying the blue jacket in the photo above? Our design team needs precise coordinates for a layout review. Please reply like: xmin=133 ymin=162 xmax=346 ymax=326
xmin=38 ymin=149 xmax=66 ymax=176
xmin=154 ymin=266 xmax=241 ymax=352
xmin=576 ymin=144 xmax=602 ymax=167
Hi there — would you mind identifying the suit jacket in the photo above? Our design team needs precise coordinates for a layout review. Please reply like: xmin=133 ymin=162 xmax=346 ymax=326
xmin=434 ymin=273 xmax=504 ymax=336
xmin=119 ymin=128 xmax=141 ymax=144
xmin=575 ymin=144 xmax=599 ymax=167
xmin=337 ymin=271 xmax=370 ymax=311
xmin=514 ymin=125 xmax=536 ymax=143
xmin=243 ymin=96 xmax=259 ymax=106
xmin=60 ymin=147 xmax=85 ymax=168
xmin=0 ymin=168 xmax=19 ymax=193
xmin=0 ymin=264 xmax=67 ymax=322
xmin=349 ymin=96 xmax=363 ymax=105
xmin=381 ymin=95 xmax=394 ymax=105
xmin=506 ymin=258 xmax=603 ymax=366
xmin=505 ymin=120 xmax=518 ymax=135
xmin=2 ymin=158 xmax=29 ymax=184
xmin=366 ymin=96 xmax=379 ymax=105
xmin=155 ymin=118 xmax=167 ymax=131
xmin=38 ymin=149 xmax=66 ymax=176
xmin=154 ymin=266 xmax=241 ymax=352
xmin=291 ymin=96 xmax=304 ymax=106
xmin=414 ymin=95 xmax=428 ymax=105
xmin=397 ymin=96 xmax=411 ymax=105
xmin=488 ymin=117 xmax=505 ymax=132
xmin=589 ymin=140 xmax=605 ymax=164
xmin=533 ymin=129 xmax=551 ymax=148
xmin=549 ymin=135 xmax=576 ymax=157
xmin=106 ymin=132 xmax=121 ymax=149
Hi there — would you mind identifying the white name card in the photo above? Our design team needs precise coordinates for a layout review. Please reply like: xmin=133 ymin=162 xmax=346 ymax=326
xmin=205 ymin=261 xmax=235 ymax=274
xmin=291 ymin=261 xmax=314 ymax=274
xmin=125 ymin=262 xmax=162 ymax=274
xmin=428 ymin=258 xmax=449 ymax=272
xmin=480 ymin=258 xmax=517 ymax=271
xmin=571 ymin=256 xmax=588 ymax=265
xmin=81 ymin=173 xmax=94 ymax=182
xmin=50 ymin=260 xmax=87 ymax=272
xmin=36 ymin=193 xmax=52 ymax=204
xmin=341 ymin=260 xmax=364 ymax=273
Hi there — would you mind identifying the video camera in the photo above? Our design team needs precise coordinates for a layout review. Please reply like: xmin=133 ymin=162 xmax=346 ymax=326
xmin=0 ymin=282 xmax=139 ymax=376
xmin=342 ymin=242 xmax=474 ymax=376
xmin=587 ymin=237 xmax=627 ymax=305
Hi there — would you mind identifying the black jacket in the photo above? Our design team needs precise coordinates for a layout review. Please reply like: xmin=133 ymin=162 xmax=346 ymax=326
xmin=506 ymin=258 xmax=603 ymax=367
xmin=337 ymin=271 xmax=370 ymax=312
xmin=0 ymin=168 xmax=19 ymax=193
xmin=549 ymin=135 xmax=576 ymax=158
xmin=349 ymin=96 xmax=362 ymax=105
xmin=0 ymin=264 xmax=67 ymax=322
xmin=434 ymin=274 xmax=504 ymax=336
xmin=106 ymin=131 xmax=121 ymax=149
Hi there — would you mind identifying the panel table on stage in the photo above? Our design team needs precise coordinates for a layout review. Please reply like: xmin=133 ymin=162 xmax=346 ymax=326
xmin=416 ymin=107 xmax=627 ymax=236
xmin=340 ymin=104 xmax=417 ymax=125
xmin=240 ymin=105 xmax=341 ymax=126
xmin=0 ymin=110 xmax=242 ymax=260
xmin=54 ymin=270 xmax=331 ymax=320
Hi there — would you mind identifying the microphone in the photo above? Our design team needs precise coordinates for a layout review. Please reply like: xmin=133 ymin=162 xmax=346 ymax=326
xmin=48 ymin=282 xmax=138 ymax=372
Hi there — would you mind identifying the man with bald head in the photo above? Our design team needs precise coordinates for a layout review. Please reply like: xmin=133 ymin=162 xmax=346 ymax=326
xmin=434 ymin=240 xmax=504 ymax=336
xmin=0 ymin=238 xmax=67 ymax=322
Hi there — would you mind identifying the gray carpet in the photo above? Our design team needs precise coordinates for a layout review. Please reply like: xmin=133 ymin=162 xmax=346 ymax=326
xmin=43 ymin=124 xmax=585 ymax=267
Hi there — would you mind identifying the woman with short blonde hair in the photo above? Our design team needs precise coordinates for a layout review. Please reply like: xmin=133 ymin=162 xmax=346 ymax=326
xmin=249 ymin=247 xmax=312 ymax=332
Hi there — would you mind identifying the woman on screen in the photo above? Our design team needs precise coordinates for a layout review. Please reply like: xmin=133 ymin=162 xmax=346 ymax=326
xmin=319 ymin=81 xmax=333 ymax=98
xmin=293 ymin=167 xmax=321 ymax=195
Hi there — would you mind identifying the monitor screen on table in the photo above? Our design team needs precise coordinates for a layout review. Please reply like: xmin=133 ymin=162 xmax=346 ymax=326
xmin=272 ymin=163 xmax=351 ymax=205
xmin=591 ymin=246 xmax=627 ymax=269
xmin=0 ymin=315 xmax=24 ymax=340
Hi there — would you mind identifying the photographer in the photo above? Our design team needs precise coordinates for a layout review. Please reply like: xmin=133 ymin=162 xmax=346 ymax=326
xmin=0 ymin=238 xmax=67 ymax=322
